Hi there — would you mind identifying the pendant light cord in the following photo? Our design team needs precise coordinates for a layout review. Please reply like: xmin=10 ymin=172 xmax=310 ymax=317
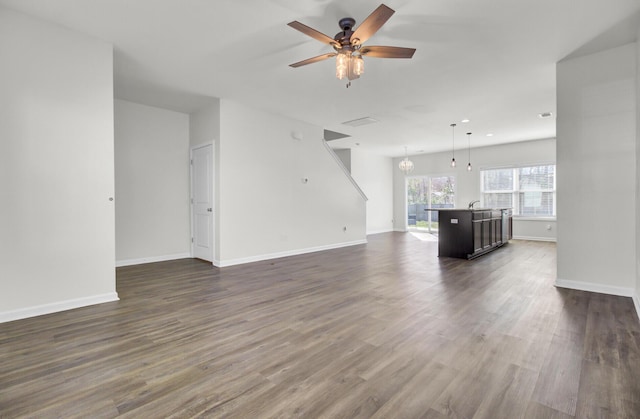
xmin=450 ymin=123 xmax=456 ymax=167
xmin=467 ymin=132 xmax=472 ymax=171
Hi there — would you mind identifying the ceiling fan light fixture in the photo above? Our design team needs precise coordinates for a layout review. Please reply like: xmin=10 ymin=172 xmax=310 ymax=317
xmin=352 ymin=54 xmax=364 ymax=76
xmin=336 ymin=53 xmax=348 ymax=79
xmin=288 ymin=4 xmax=414 ymax=86
xmin=335 ymin=52 xmax=364 ymax=81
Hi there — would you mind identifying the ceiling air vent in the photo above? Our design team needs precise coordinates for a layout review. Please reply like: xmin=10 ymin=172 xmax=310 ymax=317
xmin=341 ymin=117 xmax=379 ymax=127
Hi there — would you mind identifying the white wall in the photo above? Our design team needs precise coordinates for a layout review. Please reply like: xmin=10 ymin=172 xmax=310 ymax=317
xmin=557 ymin=43 xmax=637 ymax=296
xmin=636 ymin=31 xmax=640 ymax=315
xmin=334 ymin=149 xmax=352 ymax=173
xmin=351 ymin=150 xmax=394 ymax=234
xmin=0 ymin=7 xmax=117 ymax=322
xmin=217 ymin=100 xmax=366 ymax=266
xmin=392 ymin=138 xmax=557 ymax=241
xmin=190 ymin=99 xmax=220 ymax=148
xmin=633 ymin=28 xmax=640 ymax=317
xmin=114 ymin=100 xmax=191 ymax=266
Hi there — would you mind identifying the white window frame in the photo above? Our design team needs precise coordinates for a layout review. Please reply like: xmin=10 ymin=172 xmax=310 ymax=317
xmin=480 ymin=164 xmax=556 ymax=218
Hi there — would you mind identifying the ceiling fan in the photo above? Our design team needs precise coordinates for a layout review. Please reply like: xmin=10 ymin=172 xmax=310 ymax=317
xmin=288 ymin=4 xmax=416 ymax=87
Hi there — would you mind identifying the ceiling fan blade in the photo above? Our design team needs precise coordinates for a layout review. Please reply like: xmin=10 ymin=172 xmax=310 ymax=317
xmin=289 ymin=52 xmax=337 ymax=68
xmin=360 ymin=46 xmax=416 ymax=58
xmin=287 ymin=21 xmax=338 ymax=46
xmin=350 ymin=4 xmax=395 ymax=45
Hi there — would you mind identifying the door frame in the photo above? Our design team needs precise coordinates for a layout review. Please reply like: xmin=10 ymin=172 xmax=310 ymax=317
xmin=190 ymin=143 xmax=215 ymax=264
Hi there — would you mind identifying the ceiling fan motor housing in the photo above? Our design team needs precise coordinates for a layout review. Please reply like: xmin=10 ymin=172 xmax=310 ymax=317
xmin=335 ymin=17 xmax=356 ymax=52
xmin=338 ymin=17 xmax=355 ymax=31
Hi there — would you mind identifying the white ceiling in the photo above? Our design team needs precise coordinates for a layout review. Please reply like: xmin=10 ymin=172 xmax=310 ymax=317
xmin=2 ymin=0 xmax=639 ymax=157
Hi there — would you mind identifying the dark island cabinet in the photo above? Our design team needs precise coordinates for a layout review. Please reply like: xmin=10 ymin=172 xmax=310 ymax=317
xmin=438 ymin=209 xmax=512 ymax=259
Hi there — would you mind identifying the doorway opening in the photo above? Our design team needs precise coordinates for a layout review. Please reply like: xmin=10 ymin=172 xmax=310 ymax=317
xmin=406 ymin=175 xmax=455 ymax=234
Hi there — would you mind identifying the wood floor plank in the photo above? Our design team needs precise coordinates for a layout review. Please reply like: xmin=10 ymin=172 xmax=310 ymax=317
xmin=1 ymin=235 xmax=639 ymax=417
xmin=369 ymin=361 xmax=459 ymax=418
xmin=471 ymin=363 xmax=538 ymax=419
xmin=314 ymin=353 xmax=426 ymax=418
xmin=530 ymin=332 xmax=583 ymax=416
xmin=582 ymin=292 xmax=640 ymax=373
xmin=525 ymin=400 xmax=575 ymax=419
xmin=575 ymin=359 xmax=640 ymax=418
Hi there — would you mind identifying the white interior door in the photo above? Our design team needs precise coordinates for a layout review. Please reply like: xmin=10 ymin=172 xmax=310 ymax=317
xmin=191 ymin=144 xmax=214 ymax=262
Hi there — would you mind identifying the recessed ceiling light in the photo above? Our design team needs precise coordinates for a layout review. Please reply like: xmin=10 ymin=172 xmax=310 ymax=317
xmin=538 ymin=112 xmax=553 ymax=119
xmin=461 ymin=119 xmax=470 ymax=123
xmin=486 ymin=133 xmax=494 ymax=137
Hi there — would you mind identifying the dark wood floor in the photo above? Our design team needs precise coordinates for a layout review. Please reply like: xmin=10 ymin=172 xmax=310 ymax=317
xmin=1 ymin=233 xmax=639 ymax=418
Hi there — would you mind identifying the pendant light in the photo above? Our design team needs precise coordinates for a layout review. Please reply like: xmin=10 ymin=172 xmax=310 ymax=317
xmin=450 ymin=123 xmax=457 ymax=167
xmin=466 ymin=132 xmax=472 ymax=171
xmin=399 ymin=146 xmax=414 ymax=174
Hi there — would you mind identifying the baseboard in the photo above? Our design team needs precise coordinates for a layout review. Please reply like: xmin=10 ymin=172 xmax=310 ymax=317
xmin=0 ymin=292 xmax=119 ymax=324
xmin=554 ymin=278 xmax=635 ymax=298
xmin=367 ymin=229 xmax=394 ymax=235
xmin=633 ymin=292 xmax=640 ymax=321
xmin=116 ymin=252 xmax=191 ymax=267
xmin=512 ymin=235 xmax=557 ymax=242
xmin=216 ymin=239 xmax=368 ymax=267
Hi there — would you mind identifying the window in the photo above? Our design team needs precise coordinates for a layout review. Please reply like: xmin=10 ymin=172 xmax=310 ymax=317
xmin=481 ymin=165 xmax=555 ymax=217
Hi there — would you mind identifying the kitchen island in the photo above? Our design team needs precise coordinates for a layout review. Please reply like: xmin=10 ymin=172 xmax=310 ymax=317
xmin=435 ymin=208 xmax=512 ymax=259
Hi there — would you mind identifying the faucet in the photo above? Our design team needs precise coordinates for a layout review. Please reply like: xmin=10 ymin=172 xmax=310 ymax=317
xmin=468 ymin=200 xmax=480 ymax=210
